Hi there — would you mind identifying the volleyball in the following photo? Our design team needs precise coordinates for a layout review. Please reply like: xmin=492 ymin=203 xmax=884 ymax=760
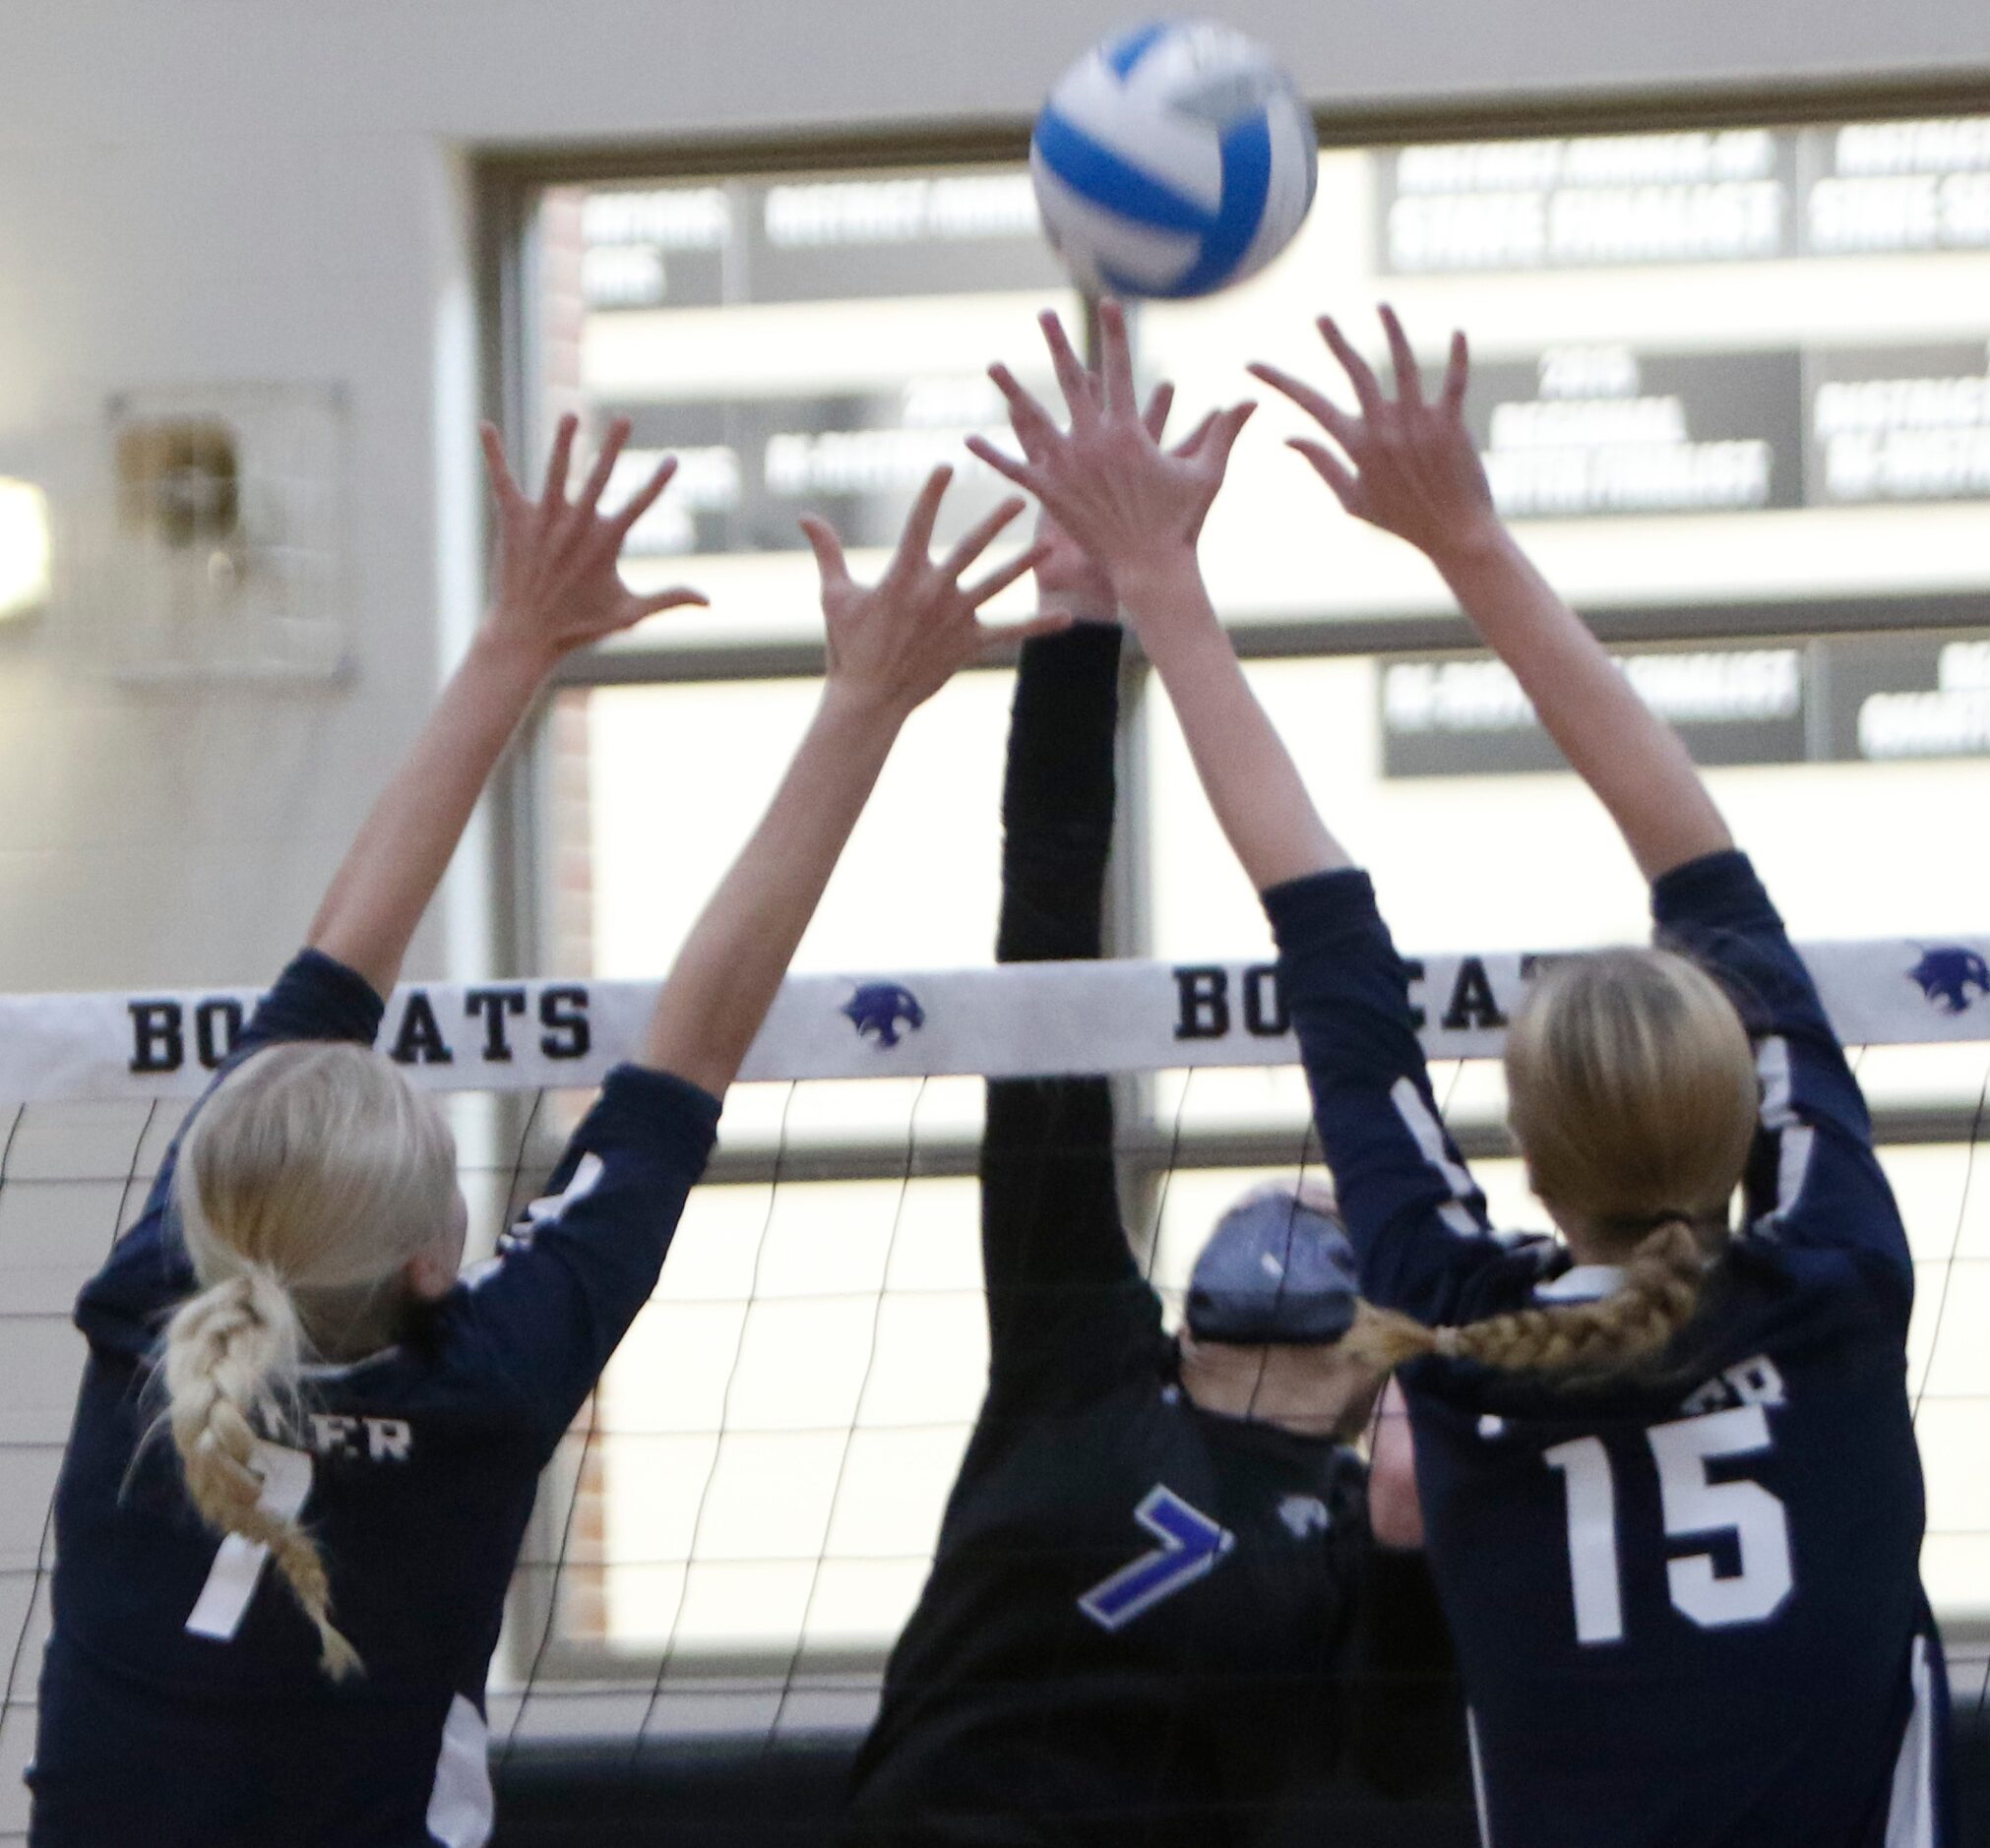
xmin=1029 ymin=21 xmax=1318 ymax=300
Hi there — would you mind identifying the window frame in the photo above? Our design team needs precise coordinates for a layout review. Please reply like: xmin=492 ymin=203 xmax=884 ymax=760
xmin=474 ymin=85 xmax=1990 ymax=1693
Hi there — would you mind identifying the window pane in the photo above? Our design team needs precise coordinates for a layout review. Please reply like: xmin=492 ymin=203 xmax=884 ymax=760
xmin=1145 ymin=654 xmax=1990 ymax=1122
xmin=581 ymin=669 xmax=1013 ymax=982
xmin=522 ymin=112 xmax=1990 ymax=1682
xmin=1148 ymin=654 xmax=1990 ymax=957
xmin=1136 ymin=132 xmax=1990 ymax=630
xmin=591 ymin=1176 xmax=984 ymax=1655
xmin=551 ymin=165 xmax=1075 ymax=653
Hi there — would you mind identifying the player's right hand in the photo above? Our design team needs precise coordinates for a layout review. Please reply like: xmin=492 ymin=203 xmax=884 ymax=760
xmin=969 ymin=301 xmax=1254 ymax=591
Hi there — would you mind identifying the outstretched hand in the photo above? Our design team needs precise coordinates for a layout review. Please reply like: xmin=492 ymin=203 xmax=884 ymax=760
xmin=801 ymin=466 xmax=1062 ymax=721
xmin=968 ymin=301 xmax=1253 ymax=588
xmin=1249 ymin=306 xmax=1499 ymax=565
xmin=1259 ymin=308 xmax=1731 ymax=881
xmin=306 ymin=413 xmax=704 ymax=997
xmin=479 ymin=413 xmax=706 ymax=667
xmin=1029 ymin=381 xmax=1174 ymax=620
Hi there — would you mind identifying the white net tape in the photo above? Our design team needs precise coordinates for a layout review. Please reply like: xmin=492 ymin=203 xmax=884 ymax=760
xmin=8 ymin=936 xmax=1987 ymax=1102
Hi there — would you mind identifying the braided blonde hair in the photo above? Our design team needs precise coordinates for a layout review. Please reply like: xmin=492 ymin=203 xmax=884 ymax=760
xmin=1344 ymin=947 xmax=1755 ymax=1387
xmin=1342 ymin=1218 xmax=1712 ymax=1382
xmin=164 ymin=1040 xmax=458 ymax=1679
xmin=162 ymin=1267 xmax=362 ymax=1678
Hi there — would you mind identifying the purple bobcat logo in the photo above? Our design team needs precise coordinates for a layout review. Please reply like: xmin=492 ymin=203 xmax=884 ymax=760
xmin=1909 ymin=947 xmax=1990 ymax=1016
xmin=843 ymin=982 xmax=925 ymax=1049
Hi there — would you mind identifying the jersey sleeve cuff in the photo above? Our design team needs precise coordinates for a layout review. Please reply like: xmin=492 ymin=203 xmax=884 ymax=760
xmin=1014 ymin=619 xmax=1123 ymax=698
xmin=1262 ymin=867 xmax=1383 ymax=956
xmin=1649 ymin=848 xmax=1779 ymax=935
xmin=592 ymin=1063 xmax=723 ymax=1164
xmin=254 ymin=948 xmax=389 ymax=1045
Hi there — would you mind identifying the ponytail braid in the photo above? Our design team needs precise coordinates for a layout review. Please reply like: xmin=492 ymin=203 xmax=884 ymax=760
xmin=162 ymin=1266 xmax=362 ymax=1679
xmin=1343 ymin=1220 xmax=1711 ymax=1386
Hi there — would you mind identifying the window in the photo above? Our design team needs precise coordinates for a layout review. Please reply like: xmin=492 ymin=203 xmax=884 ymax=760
xmin=494 ymin=114 xmax=1990 ymax=1686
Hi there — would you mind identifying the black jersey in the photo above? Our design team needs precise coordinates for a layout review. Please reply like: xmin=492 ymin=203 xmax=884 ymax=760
xmin=843 ymin=626 xmax=1385 ymax=1847
xmin=1266 ymin=851 xmax=1950 ymax=1848
xmin=30 ymin=950 xmax=719 ymax=1848
xmin=843 ymin=1061 xmax=1377 ymax=1848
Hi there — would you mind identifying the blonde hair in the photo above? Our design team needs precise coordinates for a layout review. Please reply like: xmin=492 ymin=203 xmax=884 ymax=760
xmin=1506 ymin=948 xmax=1757 ymax=1239
xmin=163 ymin=1041 xmax=458 ymax=1678
xmin=1343 ymin=1218 xmax=1711 ymax=1380
xmin=1347 ymin=949 xmax=1756 ymax=1386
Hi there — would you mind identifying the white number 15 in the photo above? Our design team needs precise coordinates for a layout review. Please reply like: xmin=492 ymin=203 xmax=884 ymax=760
xmin=1545 ymin=1405 xmax=1793 ymax=1647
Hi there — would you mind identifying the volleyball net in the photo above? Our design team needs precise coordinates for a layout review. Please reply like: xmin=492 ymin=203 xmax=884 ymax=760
xmin=0 ymin=939 xmax=1985 ymax=1837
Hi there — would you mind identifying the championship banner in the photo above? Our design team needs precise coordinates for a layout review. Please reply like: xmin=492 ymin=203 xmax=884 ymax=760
xmin=1 ymin=937 xmax=1984 ymax=1105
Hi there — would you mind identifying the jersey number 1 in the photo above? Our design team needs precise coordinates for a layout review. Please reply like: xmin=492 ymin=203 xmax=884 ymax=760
xmin=185 ymin=1440 xmax=315 ymax=1643
xmin=1545 ymin=1405 xmax=1793 ymax=1646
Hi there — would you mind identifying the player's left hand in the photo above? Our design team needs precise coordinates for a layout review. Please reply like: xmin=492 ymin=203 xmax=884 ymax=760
xmin=969 ymin=301 xmax=1254 ymax=588
xmin=478 ymin=413 xmax=708 ymax=668
xmin=1249 ymin=305 xmax=1500 ymax=567
xmin=801 ymin=466 xmax=1062 ymax=723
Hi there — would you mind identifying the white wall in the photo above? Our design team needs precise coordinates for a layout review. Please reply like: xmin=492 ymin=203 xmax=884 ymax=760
xmin=0 ymin=0 xmax=1984 ymax=990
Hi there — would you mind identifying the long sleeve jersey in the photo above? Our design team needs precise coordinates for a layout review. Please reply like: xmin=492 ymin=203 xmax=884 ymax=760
xmin=846 ymin=626 xmax=1392 ymax=1847
xmin=31 ymin=951 xmax=719 ymax=1848
xmin=1265 ymin=853 xmax=1949 ymax=1848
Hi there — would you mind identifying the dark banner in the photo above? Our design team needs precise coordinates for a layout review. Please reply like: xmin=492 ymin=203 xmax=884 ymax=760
xmin=1465 ymin=347 xmax=1804 ymax=519
xmin=1380 ymin=627 xmax=1990 ymax=776
xmin=581 ymin=172 xmax=1064 ymax=313
xmin=1823 ymin=633 xmax=1990 ymax=762
xmin=1806 ymin=342 xmax=1990 ymax=503
xmin=1376 ymin=116 xmax=1990 ymax=276
xmin=1799 ymin=118 xmax=1990 ymax=257
xmin=592 ymin=385 xmax=1030 ymax=557
xmin=1444 ymin=340 xmax=1990 ymax=521
xmin=1381 ymin=643 xmax=1809 ymax=776
xmin=1377 ymin=129 xmax=1800 ymax=274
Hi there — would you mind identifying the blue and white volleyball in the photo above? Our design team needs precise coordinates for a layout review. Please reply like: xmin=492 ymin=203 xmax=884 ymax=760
xmin=1031 ymin=22 xmax=1318 ymax=299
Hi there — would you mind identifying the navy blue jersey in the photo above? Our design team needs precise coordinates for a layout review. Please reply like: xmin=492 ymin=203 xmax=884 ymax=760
xmin=1266 ymin=851 xmax=1950 ymax=1848
xmin=30 ymin=950 xmax=720 ymax=1848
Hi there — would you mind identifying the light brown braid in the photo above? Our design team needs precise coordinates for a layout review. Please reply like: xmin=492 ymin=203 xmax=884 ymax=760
xmin=1341 ymin=1220 xmax=1710 ymax=1384
xmin=163 ymin=1267 xmax=362 ymax=1679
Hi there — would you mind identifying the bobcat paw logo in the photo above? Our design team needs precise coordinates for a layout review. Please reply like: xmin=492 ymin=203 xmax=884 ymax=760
xmin=1909 ymin=947 xmax=1990 ymax=1016
xmin=1277 ymin=1494 xmax=1331 ymax=1540
xmin=843 ymin=982 xmax=925 ymax=1049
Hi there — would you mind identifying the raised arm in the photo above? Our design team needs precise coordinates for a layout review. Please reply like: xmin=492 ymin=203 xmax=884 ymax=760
xmin=969 ymin=304 xmax=1346 ymax=894
xmin=452 ymin=472 xmax=1056 ymax=1443
xmin=76 ymin=421 xmax=701 ymax=1347
xmin=994 ymin=499 xmax=1140 ymax=967
xmin=308 ymin=417 xmax=702 ymax=994
xmin=979 ymin=430 xmax=1182 ymax=1394
xmin=1251 ymin=308 xmax=1731 ymax=883
xmin=974 ymin=308 xmax=1505 ymax=1325
xmin=641 ymin=468 xmax=1058 ymax=1093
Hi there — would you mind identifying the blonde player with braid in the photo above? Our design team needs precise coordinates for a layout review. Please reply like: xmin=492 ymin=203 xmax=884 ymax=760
xmin=29 ymin=422 xmax=1053 ymax=1848
xmin=974 ymin=302 xmax=1949 ymax=1848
